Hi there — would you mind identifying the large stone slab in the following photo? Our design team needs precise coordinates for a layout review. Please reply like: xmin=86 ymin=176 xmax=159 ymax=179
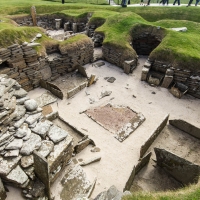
xmin=6 ymin=165 xmax=28 ymax=186
xmin=5 ymin=139 xmax=23 ymax=150
xmin=169 ymin=119 xmax=200 ymax=139
xmin=35 ymin=91 xmax=57 ymax=107
xmin=32 ymin=120 xmax=52 ymax=138
xmin=47 ymin=125 xmax=68 ymax=143
xmin=39 ymin=66 xmax=52 ymax=80
xmin=115 ymin=113 xmax=145 ymax=142
xmin=20 ymin=133 xmax=42 ymax=155
xmin=155 ymin=148 xmax=200 ymax=185
xmin=60 ymin=164 xmax=91 ymax=200
xmin=4 ymin=150 xmax=19 ymax=158
xmin=0 ymin=156 xmax=22 ymax=176
xmin=25 ymin=112 xmax=42 ymax=125
xmin=140 ymin=114 xmax=169 ymax=158
xmin=94 ymin=185 xmax=123 ymax=200
xmin=13 ymin=88 xmax=27 ymax=99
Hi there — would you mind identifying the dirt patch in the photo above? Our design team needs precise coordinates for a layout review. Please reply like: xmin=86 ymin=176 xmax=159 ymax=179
xmin=42 ymin=105 xmax=53 ymax=116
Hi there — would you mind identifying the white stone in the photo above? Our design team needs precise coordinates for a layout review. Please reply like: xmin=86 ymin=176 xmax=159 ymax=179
xmin=36 ymin=33 xmax=42 ymax=38
xmin=48 ymin=125 xmax=68 ymax=143
xmin=6 ymin=165 xmax=28 ymax=185
xmin=5 ymin=139 xmax=23 ymax=150
xmin=20 ymin=133 xmax=41 ymax=156
xmin=24 ymin=99 xmax=38 ymax=111
xmin=32 ymin=120 xmax=52 ymax=138
xmin=25 ymin=113 xmax=42 ymax=125
xmin=15 ymin=123 xmax=31 ymax=138
xmin=37 ymin=140 xmax=54 ymax=158
xmin=21 ymin=155 xmax=34 ymax=168
xmin=4 ymin=150 xmax=19 ymax=157
xmin=171 ymin=27 xmax=187 ymax=32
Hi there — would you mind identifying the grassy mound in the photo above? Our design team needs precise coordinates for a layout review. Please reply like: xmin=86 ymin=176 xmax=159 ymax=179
xmin=123 ymin=181 xmax=200 ymax=200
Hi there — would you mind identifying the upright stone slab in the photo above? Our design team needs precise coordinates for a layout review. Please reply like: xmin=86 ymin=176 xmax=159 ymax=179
xmin=31 ymin=6 xmax=37 ymax=26
xmin=140 ymin=114 xmax=169 ymax=158
xmin=161 ymin=75 xmax=173 ymax=88
xmin=55 ymin=19 xmax=61 ymax=30
xmin=169 ymin=119 xmax=200 ymax=139
xmin=0 ymin=178 xmax=6 ymax=200
xmin=155 ymin=148 xmax=200 ymax=185
xmin=33 ymin=151 xmax=51 ymax=199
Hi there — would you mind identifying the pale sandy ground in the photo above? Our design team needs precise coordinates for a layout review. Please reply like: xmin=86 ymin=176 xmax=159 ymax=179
xmin=6 ymin=55 xmax=200 ymax=199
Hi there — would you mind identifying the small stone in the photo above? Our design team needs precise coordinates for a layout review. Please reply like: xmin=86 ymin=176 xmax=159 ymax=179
xmin=21 ymin=155 xmax=34 ymax=168
xmin=152 ymin=91 xmax=156 ymax=94
xmin=100 ymin=90 xmax=112 ymax=99
xmin=91 ymin=147 xmax=101 ymax=152
xmin=36 ymin=33 xmax=42 ymax=38
xmin=24 ymin=99 xmax=38 ymax=111
xmin=14 ymin=123 xmax=31 ymax=138
xmin=107 ymin=77 xmax=116 ymax=83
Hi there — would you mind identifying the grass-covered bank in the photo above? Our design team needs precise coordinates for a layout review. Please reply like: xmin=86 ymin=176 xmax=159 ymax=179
xmin=123 ymin=181 xmax=200 ymax=200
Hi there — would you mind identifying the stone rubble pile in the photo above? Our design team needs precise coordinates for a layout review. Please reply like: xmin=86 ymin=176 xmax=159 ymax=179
xmin=0 ymin=75 xmax=73 ymax=199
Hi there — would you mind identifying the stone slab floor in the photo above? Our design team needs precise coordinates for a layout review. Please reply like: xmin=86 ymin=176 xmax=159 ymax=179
xmin=6 ymin=56 xmax=200 ymax=200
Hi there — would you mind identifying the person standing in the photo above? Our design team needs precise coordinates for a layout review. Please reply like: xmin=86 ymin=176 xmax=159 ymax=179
xmin=173 ymin=0 xmax=180 ymax=5
xmin=195 ymin=0 xmax=200 ymax=5
xmin=186 ymin=0 xmax=193 ymax=6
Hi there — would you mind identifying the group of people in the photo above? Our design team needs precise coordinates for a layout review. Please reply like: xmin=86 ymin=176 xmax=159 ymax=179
xmin=121 ymin=0 xmax=200 ymax=6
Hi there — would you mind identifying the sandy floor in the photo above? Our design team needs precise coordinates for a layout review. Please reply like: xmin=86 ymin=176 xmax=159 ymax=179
xmin=6 ymin=55 xmax=200 ymax=199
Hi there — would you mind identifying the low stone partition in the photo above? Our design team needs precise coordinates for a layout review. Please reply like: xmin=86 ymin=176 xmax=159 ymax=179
xmin=67 ymin=82 xmax=87 ymax=99
xmin=0 ymin=75 xmax=74 ymax=199
xmin=140 ymin=114 xmax=169 ymax=158
xmin=40 ymin=80 xmax=63 ymax=99
xmin=123 ymin=152 xmax=152 ymax=191
xmin=169 ymin=119 xmax=200 ymax=139
xmin=155 ymin=148 xmax=200 ymax=185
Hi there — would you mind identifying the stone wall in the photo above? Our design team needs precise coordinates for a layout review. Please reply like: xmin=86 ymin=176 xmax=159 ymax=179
xmin=12 ymin=14 xmax=87 ymax=32
xmin=0 ymin=36 xmax=93 ymax=92
xmin=141 ymin=59 xmax=200 ymax=99
xmin=0 ymin=75 xmax=74 ymax=199
xmin=102 ymin=44 xmax=137 ymax=73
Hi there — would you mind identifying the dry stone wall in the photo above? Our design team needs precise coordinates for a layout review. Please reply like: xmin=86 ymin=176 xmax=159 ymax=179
xmin=0 ymin=74 xmax=74 ymax=199
xmin=0 ymin=36 xmax=94 ymax=93
xmin=141 ymin=59 xmax=200 ymax=98
xmin=12 ymin=15 xmax=87 ymax=32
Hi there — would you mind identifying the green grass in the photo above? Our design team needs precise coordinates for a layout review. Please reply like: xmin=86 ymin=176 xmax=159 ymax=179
xmin=123 ymin=181 xmax=200 ymax=200
xmin=0 ymin=0 xmax=200 ymax=199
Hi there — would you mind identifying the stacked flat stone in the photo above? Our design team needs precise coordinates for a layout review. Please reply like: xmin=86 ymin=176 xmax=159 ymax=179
xmin=0 ymin=75 xmax=73 ymax=199
xmin=0 ymin=48 xmax=11 ymax=63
